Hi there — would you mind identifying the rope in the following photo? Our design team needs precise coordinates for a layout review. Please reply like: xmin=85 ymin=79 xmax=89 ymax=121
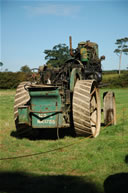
xmin=0 ymin=134 xmax=93 ymax=161
xmin=1 ymin=111 xmax=125 ymax=161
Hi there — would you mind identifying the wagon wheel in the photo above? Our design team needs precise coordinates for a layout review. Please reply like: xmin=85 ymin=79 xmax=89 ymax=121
xmin=73 ymin=80 xmax=101 ymax=137
xmin=103 ymin=91 xmax=116 ymax=125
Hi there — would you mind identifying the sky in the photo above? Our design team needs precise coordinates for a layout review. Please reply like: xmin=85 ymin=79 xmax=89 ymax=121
xmin=0 ymin=0 xmax=128 ymax=72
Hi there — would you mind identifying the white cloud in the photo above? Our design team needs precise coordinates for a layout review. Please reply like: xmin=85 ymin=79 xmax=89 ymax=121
xmin=24 ymin=3 xmax=81 ymax=17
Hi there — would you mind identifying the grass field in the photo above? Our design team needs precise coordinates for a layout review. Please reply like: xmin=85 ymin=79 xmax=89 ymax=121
xmin=0 ymin=88 xmax=128 ymax=193
xmin=102 ymin=73 xmax=120 ymax=81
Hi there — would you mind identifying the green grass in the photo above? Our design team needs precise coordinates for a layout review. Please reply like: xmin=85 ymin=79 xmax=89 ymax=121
xmin=102 ymin=72 xmax=128 ymax=88
xmin=102 ymin=73 xmax=120 ymax=81
xmin=0 ymin=88 xmax=128 ymax=193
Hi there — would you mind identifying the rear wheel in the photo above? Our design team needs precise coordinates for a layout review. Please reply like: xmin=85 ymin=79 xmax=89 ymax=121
xmin=73 ymin=80 xmax=101 ymax=137
xmin=14 ymin=82 xmax=31 ymax=136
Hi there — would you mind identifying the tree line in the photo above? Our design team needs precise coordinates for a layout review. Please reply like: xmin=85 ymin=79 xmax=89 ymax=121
xmin=0 ymin=70 xmax=128 ymax=89
xmin=0 ymin=72 xmax=29 ymax=89
xmin=0 ymin=37 xmax=128 ymax=89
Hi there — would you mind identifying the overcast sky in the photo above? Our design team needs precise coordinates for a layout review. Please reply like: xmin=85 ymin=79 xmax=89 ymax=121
xmin=1 ymin=0 xmax=128 ymax=72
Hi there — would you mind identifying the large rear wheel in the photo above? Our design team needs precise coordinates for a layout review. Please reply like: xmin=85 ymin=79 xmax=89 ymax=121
xmin=14 ymin=82 xmax=31 ymax=136
xmin=73 ymin=80 xmax=101 ymax=137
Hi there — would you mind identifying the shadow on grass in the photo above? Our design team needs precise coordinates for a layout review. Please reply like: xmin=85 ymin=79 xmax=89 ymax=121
xmin=104 ymin=172 xmax=128 ymax=193
xmin=104 ymin=155 xmax=128 ymax=193
xmin=125 ymin=154 xmax=128 ymax=164
xmin=10 ymin=127 xmax=75 ymax=140
xmin=0 ymin=171 xmax=102 ymax=193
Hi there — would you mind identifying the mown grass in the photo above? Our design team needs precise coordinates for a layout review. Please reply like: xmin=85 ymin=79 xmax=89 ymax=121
xmin=0 ymin=88 xmax=128 ymax=193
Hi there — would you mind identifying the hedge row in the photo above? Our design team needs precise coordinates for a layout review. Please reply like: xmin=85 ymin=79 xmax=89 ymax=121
xmin=102 ymin=72 xmax=128 ymax=88
xmin=0 ymin=71 xmax=128 ymax=89
xmin=102 ymin=70 xmax=127 ymax=74
xmin=0 ymin=72 xmax=29 ymax=89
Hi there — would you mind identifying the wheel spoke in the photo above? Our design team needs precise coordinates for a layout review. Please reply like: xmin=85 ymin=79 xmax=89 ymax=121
xmin=90 ymin=108 xmax=97 ymax=114
xmin=91 ymin=118 xmax=96 ymax=125
xmin=90 ymin=87 xmax=96 ymax=96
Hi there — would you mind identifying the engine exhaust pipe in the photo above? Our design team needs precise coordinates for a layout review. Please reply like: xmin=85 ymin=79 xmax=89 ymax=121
xmin=69 ymin=36 xmax=74 ymax=57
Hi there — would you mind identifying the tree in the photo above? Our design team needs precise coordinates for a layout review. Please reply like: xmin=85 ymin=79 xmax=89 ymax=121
xmin=114 ymin=37 xmax=128 ymax=75
xmin=20 ymin=65 xmax=31 ymax=73
xmin=0 ymin=62 xmax=3 ymax=71
xmin=44 ymin=44 xmax=71 ymax=68
xmin=4 ymin=68 xmax=8 ymax=72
